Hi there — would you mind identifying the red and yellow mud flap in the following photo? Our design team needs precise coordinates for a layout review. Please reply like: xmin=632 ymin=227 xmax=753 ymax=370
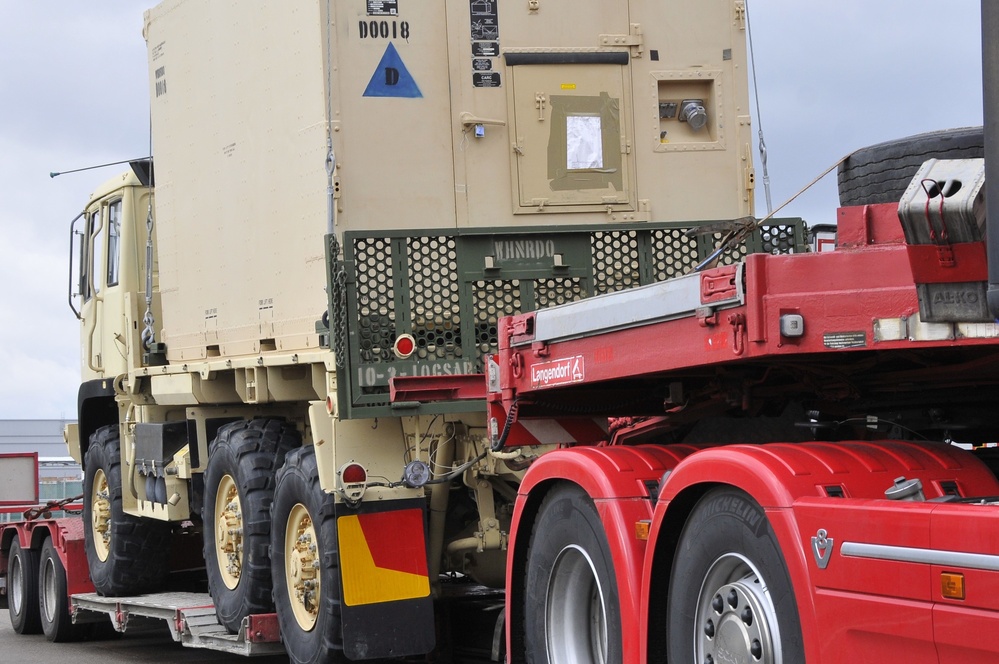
xmin=336 ymin=498 xmax=435 ymax=660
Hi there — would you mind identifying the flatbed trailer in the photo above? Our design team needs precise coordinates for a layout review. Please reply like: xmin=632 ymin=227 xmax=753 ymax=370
xmin=0 ymin=453 xmax=282 ymax=655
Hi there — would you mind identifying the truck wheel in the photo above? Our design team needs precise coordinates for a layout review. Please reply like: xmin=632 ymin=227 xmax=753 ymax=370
xmin=523 ymin=484 xmax=621 ymax=664
xmin=83 ymin=425 xmax=171 ymax=595
xmin=667 ymin=488 xmax=804 ymax=664
xmin=7 ymin=539 xmax=42 ymax=634
xmin=38 ymin=537 xmax=86 ymax=642
xmin=204 ymin=419 xmax=298 ymax=633
xmin=837 ymin=126 xmax=984 ymax=206
xmin=271 ymin=446 xmax=344 ymax=664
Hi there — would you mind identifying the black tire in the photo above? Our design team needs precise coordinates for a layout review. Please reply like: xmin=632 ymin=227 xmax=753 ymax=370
xmin=523 ymin=483 xmax=622 ymax=664
xmin=38 ymin=538 xmax=87 ymax=642
xmin=271 ymin=446 xmax=344 ymax=664
xmin=837 ymin=126 xmax=984 ymax=206
xmin=83 ymin=425 xmax=171 ymax=596
xmin=667 ymin=488 xmax=804 ymax=664
xmin=7 ymin=539 xmax=42 ymax=634
xmin=204 ymin=418 xmax=299 ymax=633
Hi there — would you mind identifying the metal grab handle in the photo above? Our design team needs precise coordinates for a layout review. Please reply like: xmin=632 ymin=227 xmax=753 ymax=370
xmin=66 ymin=211 xmax=84 ymax=320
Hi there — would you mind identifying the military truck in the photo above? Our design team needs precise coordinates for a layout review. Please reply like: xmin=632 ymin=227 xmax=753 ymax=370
xmin=58 ymin=0 xmax=801 ymax=661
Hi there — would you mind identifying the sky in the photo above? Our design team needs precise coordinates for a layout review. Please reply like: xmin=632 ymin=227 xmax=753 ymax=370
xmin=0 ymin=1 xmax=985 ymax=420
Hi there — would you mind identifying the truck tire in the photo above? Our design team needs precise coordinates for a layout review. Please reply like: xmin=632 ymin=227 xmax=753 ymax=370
xmin=667 ymin=488 xmax=804 ymax=664
xmin=204 ymin=418 xmax=299 ymax=633
xmin=837 ymin=126 xmax=984 ymax=206
xmin=523 ymin=483 xmax=622 ymax=664
xmin=38 ymin=537 xmax=87 ymax=641
xmin=8 ymin=539 xmax=42 ymax=634
xmin=270 ymin=446 xmax=345 ymax=664
xmin=83 ymin=425 xmax=171 ymax=596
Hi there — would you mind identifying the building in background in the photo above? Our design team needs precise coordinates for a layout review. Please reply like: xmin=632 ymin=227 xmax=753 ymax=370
xmin=0 ymin=419 xmax=81 ymax=521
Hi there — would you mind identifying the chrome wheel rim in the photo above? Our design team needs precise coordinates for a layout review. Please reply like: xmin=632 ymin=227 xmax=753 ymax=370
xmin=545 ymin=544 xmax=609 ymax=664
xmin=10 ymin=550 xmax=24 ymax=616
xmin=41 ymin=554 xmax=58 ymax=623
xmin=694 ymin=553 xmax=781 ymax=664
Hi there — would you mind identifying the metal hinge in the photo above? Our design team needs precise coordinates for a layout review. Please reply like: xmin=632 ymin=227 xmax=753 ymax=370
xmin=599 ymin=23 xmax=643 ymax=58
xmin=734 ymin=1 xmax=747 ymax=30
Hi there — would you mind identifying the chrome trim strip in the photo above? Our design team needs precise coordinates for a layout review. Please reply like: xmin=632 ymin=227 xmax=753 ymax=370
xmin=531 ymin=263 xmax=745 ymax=345
xmin=841 ymin=542 xmax=999 ymax=571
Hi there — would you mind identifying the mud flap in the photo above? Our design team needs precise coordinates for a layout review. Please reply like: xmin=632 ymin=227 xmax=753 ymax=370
xmin=337 ymin=498 xmax=435 ymax=660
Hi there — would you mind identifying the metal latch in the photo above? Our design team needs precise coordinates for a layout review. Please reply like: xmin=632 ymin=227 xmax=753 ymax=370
xmin=599 ymin=23 xmax=643 ymax=58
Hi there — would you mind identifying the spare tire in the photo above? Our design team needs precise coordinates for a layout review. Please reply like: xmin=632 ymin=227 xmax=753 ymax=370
xmin=837 ymin=126 xmax=984 ymax=206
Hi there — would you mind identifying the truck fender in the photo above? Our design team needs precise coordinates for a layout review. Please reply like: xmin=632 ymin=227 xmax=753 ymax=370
xmin=641 ymin=445 xmax=824 ymax=663
xmin=506 ymin=444 xmax=698 ymax=663
xmin=640 ymin=440 xmax=997 ymax=664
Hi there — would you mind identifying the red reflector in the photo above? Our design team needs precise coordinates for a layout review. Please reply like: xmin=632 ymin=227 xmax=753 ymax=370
xmin=342 ymin=463 xmax=366 ymax=484
xmin=394 ymin=334 xmax=416 ymax=359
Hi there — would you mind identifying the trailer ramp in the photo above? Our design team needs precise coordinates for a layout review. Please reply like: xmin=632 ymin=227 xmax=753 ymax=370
xmin=71 ymin=592 xmax=283 ymax=656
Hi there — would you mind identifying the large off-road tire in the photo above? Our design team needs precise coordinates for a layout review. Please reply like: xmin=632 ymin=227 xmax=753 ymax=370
xmin=271 ymin=446 xmax=345 ymax=664
xmin=837 ymin=126 xmax=984 ymax=207
xmin=7 ymin=539 xmax=42 ymax=634
xmin=667 ymin=488 xmax=804 ymax=664
xmin=203 ymin=418 xmax=299 ymax=633
xmin=83 ymin=425 xmax=171 ymax=596
xmin=523 ymin=483 xmax=622 ymax=664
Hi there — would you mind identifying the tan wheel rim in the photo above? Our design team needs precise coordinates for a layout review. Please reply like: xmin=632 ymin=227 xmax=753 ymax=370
xmin=91 ymin=468 xmax=111 ymax=562
xmin=214 ymin=473 xmax=243 ymax=590
xmin=285 ymin=503 xmax=320 ymax=631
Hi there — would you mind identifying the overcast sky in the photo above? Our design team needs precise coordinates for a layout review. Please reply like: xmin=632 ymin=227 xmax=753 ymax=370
xmin=0 ymin=1 xmax=984 ymax=420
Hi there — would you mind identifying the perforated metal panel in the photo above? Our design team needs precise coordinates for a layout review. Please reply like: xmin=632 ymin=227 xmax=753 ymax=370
xmin=332 ymin=220 xmax=806 ymax=418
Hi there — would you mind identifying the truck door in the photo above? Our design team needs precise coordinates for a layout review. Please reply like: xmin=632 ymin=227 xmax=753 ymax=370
xmin=449 ymin=0 xmax=636 ymax=227
xmin=76 ymin=195 xmax=128 ymax=380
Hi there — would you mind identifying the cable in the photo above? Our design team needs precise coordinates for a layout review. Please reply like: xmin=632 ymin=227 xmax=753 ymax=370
xmin=744 ymin=0 xmax=773 ymax=215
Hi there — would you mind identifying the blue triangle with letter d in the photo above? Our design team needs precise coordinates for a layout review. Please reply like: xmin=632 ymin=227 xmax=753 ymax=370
xmin=364 ymin=42 xmax=423 ymax=98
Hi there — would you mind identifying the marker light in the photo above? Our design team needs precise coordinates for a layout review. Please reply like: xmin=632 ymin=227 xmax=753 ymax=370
xmin=338 ymin=461 xmax=368 ymax=504
xmin=635 ymin=520 xmax=651 ymax=541
xmin=394 ymin=334 xmax=417 ymax=359
xmin=941 ymin=572 xmax=965 ymax=600
xmin=341 ymin=462 xmax=367 ymax=484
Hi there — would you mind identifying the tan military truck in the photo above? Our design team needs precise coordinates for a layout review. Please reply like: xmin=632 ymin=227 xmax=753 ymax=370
xmin=63 ymin=0 xmax=801 ymax=661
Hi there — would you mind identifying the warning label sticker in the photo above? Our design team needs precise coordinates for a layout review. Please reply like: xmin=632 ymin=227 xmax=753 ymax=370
xmin=823 ymin=331 xmax=867 ymax=349
xmin=367 ymin=0 xmax=398 ymax=16
xmin=470 ymin=0 xmax=501 ymax=87
xmin=530 ymin=356 xmax=585 ymax=389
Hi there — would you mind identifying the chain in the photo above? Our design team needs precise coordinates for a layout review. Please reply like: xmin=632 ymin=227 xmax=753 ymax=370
xmin=141 ymin=202 xmax=157 ymax=351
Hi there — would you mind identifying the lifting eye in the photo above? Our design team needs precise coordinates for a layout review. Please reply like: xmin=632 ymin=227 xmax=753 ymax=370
xmin=921 ymin=178 xmax=963 ymax=199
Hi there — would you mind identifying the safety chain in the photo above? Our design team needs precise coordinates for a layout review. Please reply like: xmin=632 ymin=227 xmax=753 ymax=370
xmin=141 ymin=202 xmax=157 ymax=350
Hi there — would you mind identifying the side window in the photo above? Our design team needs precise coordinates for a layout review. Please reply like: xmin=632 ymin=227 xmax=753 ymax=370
xmin=107 ymin=200 xmax=122 ymax=287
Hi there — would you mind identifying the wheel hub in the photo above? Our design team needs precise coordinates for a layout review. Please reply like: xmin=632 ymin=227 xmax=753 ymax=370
xmin=285 ymin=503 xmax=320 ymax=631
xmin=10 ymin=552 xmax=24 ymax=614
xmin=91 ymin=469 xmax=112 ymax=562
xmin=696 ymin=555 xmax=779 ymax=664
xmin=545 ymin=545 xmax=608 ymax=664
xmin=41 ymin=556 xmax=57 ymax=623
xmin=214 ymin=474 xmax=243 ymax=590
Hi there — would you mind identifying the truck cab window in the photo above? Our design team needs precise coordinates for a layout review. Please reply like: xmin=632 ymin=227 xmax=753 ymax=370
xmin=107 ymin=200 xmax=121 ymax=287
